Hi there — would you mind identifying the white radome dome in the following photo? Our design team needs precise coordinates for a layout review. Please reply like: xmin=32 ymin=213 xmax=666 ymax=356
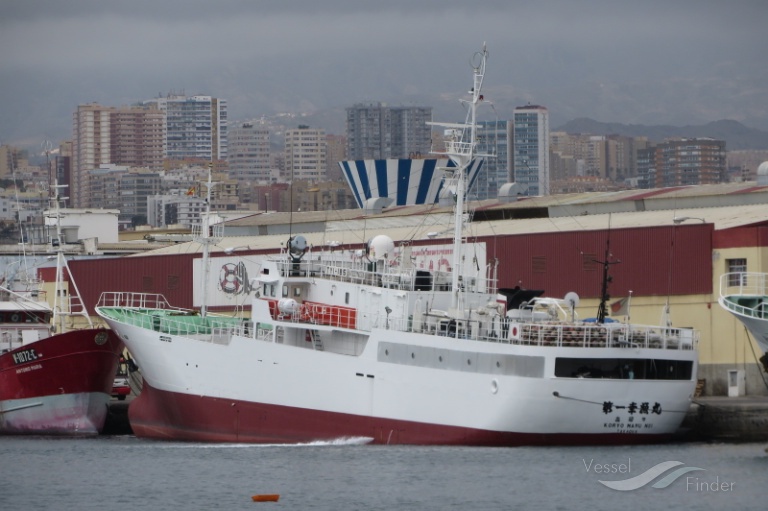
xmin=367 ymin=235 xmax=395 ymax=261
xmin=758 ymin=161 xmax=768 ymax=185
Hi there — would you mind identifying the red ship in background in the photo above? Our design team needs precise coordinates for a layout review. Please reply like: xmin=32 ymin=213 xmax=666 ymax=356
xmin=0 ymin=182 xmax=122 ymax=435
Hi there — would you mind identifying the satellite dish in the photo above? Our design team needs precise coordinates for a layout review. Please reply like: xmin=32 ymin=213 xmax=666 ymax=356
xmin=564 ymin=292 xmax=580 ymax=308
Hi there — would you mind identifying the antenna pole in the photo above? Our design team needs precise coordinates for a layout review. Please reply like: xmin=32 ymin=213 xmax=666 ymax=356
xmin=200 ymin=162 xmax=214 ymax=318
xmin=427 ymin=43 xmax=489 ymax=317
xmin=450 ymin=44 xmax=487 ymax=312
xmin=594 ymin=231 xmax=620 ymax=324
xmin=49 ymin=180 xmax=93 ymax=331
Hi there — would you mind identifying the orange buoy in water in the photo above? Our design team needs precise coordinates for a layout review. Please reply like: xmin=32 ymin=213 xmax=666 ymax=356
xmin=251 ymin=494 xmax=280 ymax=502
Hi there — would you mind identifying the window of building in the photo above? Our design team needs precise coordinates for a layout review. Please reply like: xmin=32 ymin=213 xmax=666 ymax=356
xmin=726 ymin=258 xmax=747 ymax=286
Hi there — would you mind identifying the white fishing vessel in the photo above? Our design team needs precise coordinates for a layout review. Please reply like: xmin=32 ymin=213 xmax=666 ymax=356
xmin=96 ymin=45 xmax=699 ymax=445
xmin=719 ymin=272 xmax=768 ymax=354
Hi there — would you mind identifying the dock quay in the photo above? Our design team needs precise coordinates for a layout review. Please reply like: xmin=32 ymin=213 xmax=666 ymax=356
xmin=680 ymin=396 xmax=768 ymax=443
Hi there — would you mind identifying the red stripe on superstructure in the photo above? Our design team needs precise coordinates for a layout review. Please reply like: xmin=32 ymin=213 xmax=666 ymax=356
xmin=262 ymin=298 xmax=357 ymax=328
xmin=302 ymin=300 xmax=357 ymax=328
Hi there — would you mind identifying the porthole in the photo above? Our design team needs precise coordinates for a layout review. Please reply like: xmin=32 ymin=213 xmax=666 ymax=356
xmin=467 ymin=359 xmax=472 ymax=366
xmin=491 ymin=379 xmax=499 ymax=394
xmin=438 ymin=356 xmax=443 ymax=362
xmin=385 ymin=349 xmax=389 ymax=356
xmin=496 ymin=361 xmax=501 ymax=368
xmin=411 ymin=352 xmax=415 ymax=359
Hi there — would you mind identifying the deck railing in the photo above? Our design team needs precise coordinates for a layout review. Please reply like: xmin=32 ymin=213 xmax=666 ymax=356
xmin=719 ymin=272 xmax=768 ymax=320
xmin=720 ymin=272 xmax=767 ymax=297
xmin=96 ymin=292 xmax=250 ymax=341
xmin=97 ymin=292 xmax=177 ymax=311
xmin=96 ymin=292 xmax=697 ymax=352
xmin=270 ymin=258 xmax=497 ymax=295
xmin=272 ymin=304 xmax=697 ymax=351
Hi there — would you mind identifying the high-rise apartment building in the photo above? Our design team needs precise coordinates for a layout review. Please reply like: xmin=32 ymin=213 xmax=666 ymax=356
xmin=111 ymin=108 xmax=165 ymax=169
xmin=325 ymin=134 xmax=347 ymax=181
xmin=55 ymin=141 xmax=73 ymax=193
xmin=88 ymin=165 xmax=162 ymax=227
xmin=512 ymin=104 xmax=550 ymax=196
xmin=228 ymin=122 xmax=272 ymax=183
xmin=637 ymin=138 xmax=726 ymax=189
xmin=549 ymin=132 xmax=650 ymax=189
xmin=72 ymin=104 xmax=112 ymax=207
xmin=147 ymin=194 xmax=206 ymax=229
xmin=346 ymin=103 xmax=432 ymax=160
xmin=284 ymin=125 xmax=326 ymax=182
xmin=389 ymin=106 xmax=432 ymax=159
xmin=472 ymin=120 xmax=510 ymax=200
xmin=0 ymin=145 xmax=30 ymax=178
xmin=143 ymin=94 xmax=228 ymax=162
xmin=72 ymin=103 xmax=164 ymax=208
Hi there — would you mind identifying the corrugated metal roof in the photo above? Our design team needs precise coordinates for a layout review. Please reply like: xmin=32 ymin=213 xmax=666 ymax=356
xmin=112 ymin=182 xmax=767 ymax=257
xmin=139 ymin=203 xmax=767 ymax=257
xmin=217 ymin=182 xmax=768 ymax=224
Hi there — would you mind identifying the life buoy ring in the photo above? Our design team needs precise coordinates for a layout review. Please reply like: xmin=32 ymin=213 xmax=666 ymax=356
xmin=11 ymin=313 xmax=21 ymax=323
xmin=219 ymin=263 xmax=241 ymax=294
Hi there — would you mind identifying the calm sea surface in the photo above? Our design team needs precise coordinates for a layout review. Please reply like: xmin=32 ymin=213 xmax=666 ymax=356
xmin=0 ymin=436 xmax=765 ymax=511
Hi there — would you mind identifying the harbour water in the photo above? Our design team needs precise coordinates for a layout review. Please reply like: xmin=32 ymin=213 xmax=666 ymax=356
xmin=0 ymin=436 xmax=765 ymax=510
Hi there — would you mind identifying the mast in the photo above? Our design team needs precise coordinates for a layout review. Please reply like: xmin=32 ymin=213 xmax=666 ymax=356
xmin=594 ymin=231 xmax=620 ymax=324
xmin=48 ymin=181 xmax=93 ymax=332
xmin=428 ymin=43 xmax=489 ymax=313
xmin=198 ymin=163 xmax=219 ymax=318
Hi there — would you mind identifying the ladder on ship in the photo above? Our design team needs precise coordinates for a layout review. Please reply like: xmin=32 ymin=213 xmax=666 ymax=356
xmin=308 ymin=329 xmax=324 ymax=351
xmin=67 ymin=290 xmax=87 ymax=315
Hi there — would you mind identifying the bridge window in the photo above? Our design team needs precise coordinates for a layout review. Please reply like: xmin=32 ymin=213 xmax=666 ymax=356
xmin=555 ymin=357 xmax=693 ymax=380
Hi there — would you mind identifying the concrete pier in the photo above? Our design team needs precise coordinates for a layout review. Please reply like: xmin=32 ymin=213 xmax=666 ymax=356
xmin=680 ymin=396 xmax=768 ymax=442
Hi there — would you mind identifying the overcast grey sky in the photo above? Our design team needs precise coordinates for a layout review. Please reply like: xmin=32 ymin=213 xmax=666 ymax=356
xmin=2 ymin=0 xmax=767 ymax=148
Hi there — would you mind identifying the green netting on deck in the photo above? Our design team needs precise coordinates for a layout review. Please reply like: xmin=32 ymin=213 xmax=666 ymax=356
xmin=101 ymin=307 xmax=243 ymax=335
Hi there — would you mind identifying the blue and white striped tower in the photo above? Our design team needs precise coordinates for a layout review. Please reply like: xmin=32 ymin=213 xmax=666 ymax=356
xmin=339 ymin=157 xmax=484 ymax=209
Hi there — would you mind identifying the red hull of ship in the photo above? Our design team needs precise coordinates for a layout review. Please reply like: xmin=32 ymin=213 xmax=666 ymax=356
xmin=0 ymin=329 xmax=123 ymax=435
xmin=129 ymin=383 xmax=672 ymax=446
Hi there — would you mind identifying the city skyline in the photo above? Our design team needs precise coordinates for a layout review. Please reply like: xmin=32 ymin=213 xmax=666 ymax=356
xmin=2 ymin=0 xmax=767 ymax=150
